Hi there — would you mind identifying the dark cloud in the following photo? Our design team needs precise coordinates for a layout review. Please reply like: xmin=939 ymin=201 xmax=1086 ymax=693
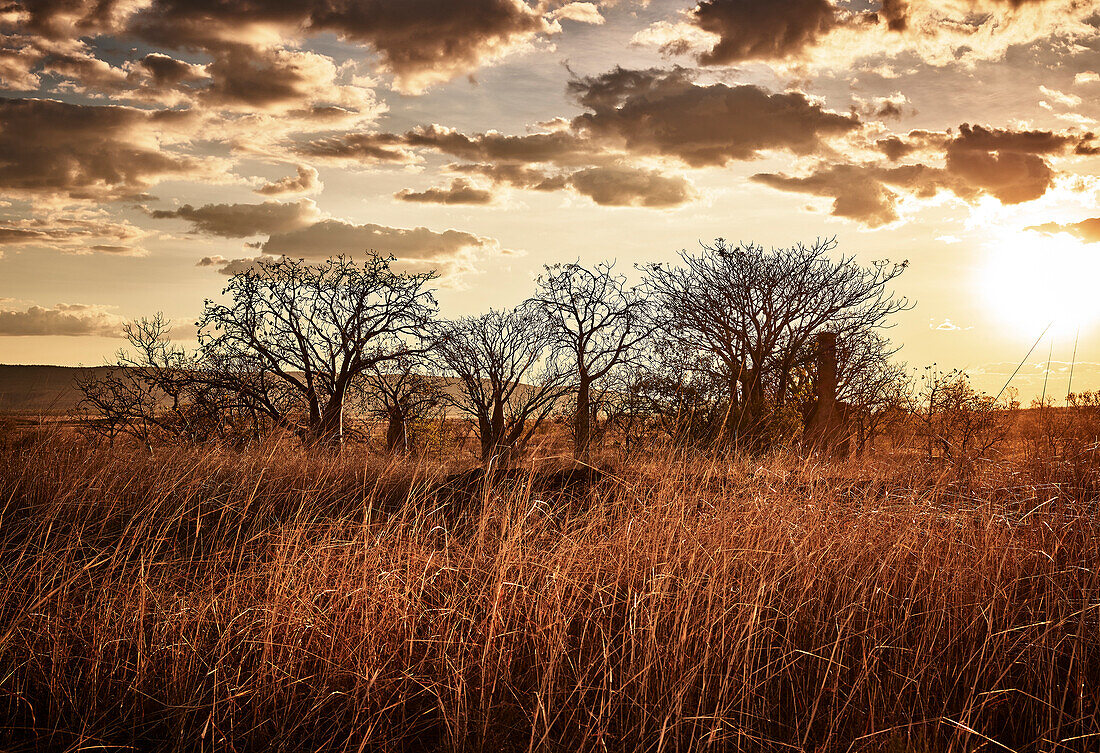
xmin=307 ymin=0 xmax=549 ymax=92
xmin=756 ymin=122 xmax=1096 ymax=225
xmin=0 ymin=98 xmax=207 ymax=200
xmin=297 ymin=133 xmax=420 ymax=164
xmin=4 ymin=0 xmax=129 ymax=40
xmin=395 ymin=179 xmax=495 ymax=205
xmin=260 ymin=219 xmax=499 ymax=267
xmin=876 ymin=135 xmax=917 ymax=161
xmin=753 ymin=163 xmax=908 ymax=227
xmin=258 ymin=219 xmax=484 ymax=259
xmin=403 ymin=124 xmax=595 ymax=165
xmin=435 ymin=161 xmax=695 ymax=207
xmin=149 ymin=199 xmax=320 ymax=237
xmin=568 ymin=67 xmax=860 ymax=166
xmin=1026 ymin=217 xmax=1100 ymax=242
xmin=943 ymin=147 xmax=1053 ymax=204
xmin=196 ymin=255 xmax=265 ymax=275
xmin=567 ymin=165 xmax=696 ymax=207
xmin=950 ymin=122 xmax=1088 ymax=154
xmin=686 ymin=0 xmax=839 ymax=64
xmin=0 ymin=227 xmax=45 ymax=244
xmin=0 ymin=302 xmax=125 ymax=337
xmin=137 ymin=52 xmax=207 ymax=87
xmin=89 ymin=244 xmax=140 ymax=253
xmin=198 ymin=44 xmax=367 ymax=112
xmin=256 ymin=165 xmax=322 ymax=196
xmin=36 ymin=0 xmax=551 ymax=92
xmin=448 ymin=163 xmax=571 ymax=191
xmin=878 ymin=0 xmax=909 ymax=32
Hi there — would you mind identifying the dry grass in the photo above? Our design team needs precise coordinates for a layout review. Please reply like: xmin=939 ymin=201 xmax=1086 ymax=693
xmin=0 ymin=430 xmax=1097 ymax=752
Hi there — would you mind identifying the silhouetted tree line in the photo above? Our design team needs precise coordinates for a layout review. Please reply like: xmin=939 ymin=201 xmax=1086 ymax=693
xmin=78 ymin=237 xmax=913 ymax=461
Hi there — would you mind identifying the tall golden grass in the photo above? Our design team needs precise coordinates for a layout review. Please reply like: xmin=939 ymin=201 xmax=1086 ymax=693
xmin=0 ymin=428 xmax=1097 ymax=752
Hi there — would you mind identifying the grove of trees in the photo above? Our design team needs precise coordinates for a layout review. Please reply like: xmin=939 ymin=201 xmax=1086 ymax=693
xmin=80 ymin=238 xmax=929 ymax=462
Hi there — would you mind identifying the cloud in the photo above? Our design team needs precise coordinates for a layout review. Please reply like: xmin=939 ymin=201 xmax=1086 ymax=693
xmin=256 ymin=165 xmax=322 ymax=196
xmin=567 ymin=67 xmax=860 ymax=166
xmin=683 ymin=0 xmax=840 ymax=65
xmin=853 ymin=92 xmax=910 ymax=120
xmin=753 ymin=163 xmax=909 ymax=227
xmin=753 ymin=123 xmax=1097 ymax=226
xmin=395 ymin=179 xmax=495 ymax=205
xmin=297 ymin=132 xmax=421 ymax=165
xmin=198 ymin=44 xmax=377 ymax=115
xmin=0 ymin=98 xmax=214 ymax=201
xmin=1026 ymin=217 xmax=1100 ymax=242
xmin=149 ymin=199 xmax=321 ymax=237
xmin=136 ymin=52 xmax=207 ymax=88
xmin=119 ymin=0 xmax=553 ymax=94
xmin=930 ymin=318 xmax=972 ymax=331
xmin=447 ymin=158 xmax=695 ymax=206
xmin=0 ymin=303 xmax=126 ymax=337
xmin=943 ymin=147 xmax=1053 ymax=204
xmin=292 ymin=66 xmax=857 ymax=212
xmin=308 ymin=67 xmax=860 ymax=179
xmin=549 ymin=2 xmax=606 ymax=24
xmin=1039 ymin=85 xmax=1082 ymax=107
xmin=262 ymin=219 xmax=494 ymax=258
xmin=196 ymin=255 xmax=265 ymax=275
xmin=0 ymin=211 xmax=149 ymax=254
xmin=567 ymin=165 xmax=696 ymax=207
xmin=405 ymin=124 xmax=596 ymax=165
xmin=637 ymin=0 xmax=1100 ymax=70
xmin=447 ymin=163 xmax=571 ymax=191
xmin=395 ymin=163 xmax=695 ymax=207
xmin=259 ymin=219 xmax=503 ymax=278
xmin=948 ymin=122 xmax=1087 ymax=154
xmin=973 ymin=360 xmax=1100 ymax=384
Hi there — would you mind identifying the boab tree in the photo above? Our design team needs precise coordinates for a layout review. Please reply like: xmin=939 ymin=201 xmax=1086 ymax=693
xmin=642 ymin=237 xmax=909 ymax=449
xmin=77 ymin=314 xmax=242 ymax=446
xmin=532 ymin=260 xmax=651 ymax=460
xmin=434 ymin=304 xmax=570 ymax=464
xmin=359 ymin=355 xmax=444 ymax=454
xmin=198 ymin=255 xmax=437 ymax=447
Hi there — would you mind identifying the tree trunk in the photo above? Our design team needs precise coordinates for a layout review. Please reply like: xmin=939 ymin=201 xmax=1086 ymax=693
xmin=315 ymin=389 xmax=346 ymax=448
xmin=574 ymin=375 xmax=592 ymax=460
xmin=385 ymin=410 xmax=406 ymax=454
xmin=480 ymin=401 xmax=508 ymax=464
xmin=740 ymin=367 xmax=766 ymax=450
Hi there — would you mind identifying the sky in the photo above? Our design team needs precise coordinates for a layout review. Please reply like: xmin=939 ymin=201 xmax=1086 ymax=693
xmin=1 ymin=0 xmax=1099 ymax=400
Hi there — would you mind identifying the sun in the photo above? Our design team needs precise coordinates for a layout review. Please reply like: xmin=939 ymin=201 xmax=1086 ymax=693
xmin=979 ymin=231 xmax=1100 ymax=338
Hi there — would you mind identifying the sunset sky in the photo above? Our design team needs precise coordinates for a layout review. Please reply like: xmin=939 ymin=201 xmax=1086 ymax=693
xmin=1 ymin=0 xmax=1099 ymax=399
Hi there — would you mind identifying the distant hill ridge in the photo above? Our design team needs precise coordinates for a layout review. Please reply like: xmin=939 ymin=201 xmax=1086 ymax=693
xmin=0 ymin=364 xmax=484 ymax=418
xmin=0 ymin=365 xmax=112 ymax=416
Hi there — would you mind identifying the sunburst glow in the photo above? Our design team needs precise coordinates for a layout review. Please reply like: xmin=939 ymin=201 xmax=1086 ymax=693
xmin=980 ymin=232 xmax=1100 ymax=337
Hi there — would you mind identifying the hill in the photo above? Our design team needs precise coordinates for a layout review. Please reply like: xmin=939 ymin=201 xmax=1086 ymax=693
xmin=0 ymin=365 xmax=108 ymax=416
xmin=0 ymin=365 xmax=507 ymax=419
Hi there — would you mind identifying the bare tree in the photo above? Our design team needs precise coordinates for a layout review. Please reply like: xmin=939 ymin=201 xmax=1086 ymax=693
xmin=532 ymin=260 xmax=651 ymax=459
xmin=358 ymin=355 xmax=444 ymax=454
xmin=909 ymin=367 xmax=1015 ymax=473
xmin=642 ymin=237 xmax=909 ymax=449
xmin=433 ymin=304 xmax=570 ymax=464
xmin=77 ymin=315 xmax=236 ymax=447
xmin=197 ymin=255 xmax=437 ymax=447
